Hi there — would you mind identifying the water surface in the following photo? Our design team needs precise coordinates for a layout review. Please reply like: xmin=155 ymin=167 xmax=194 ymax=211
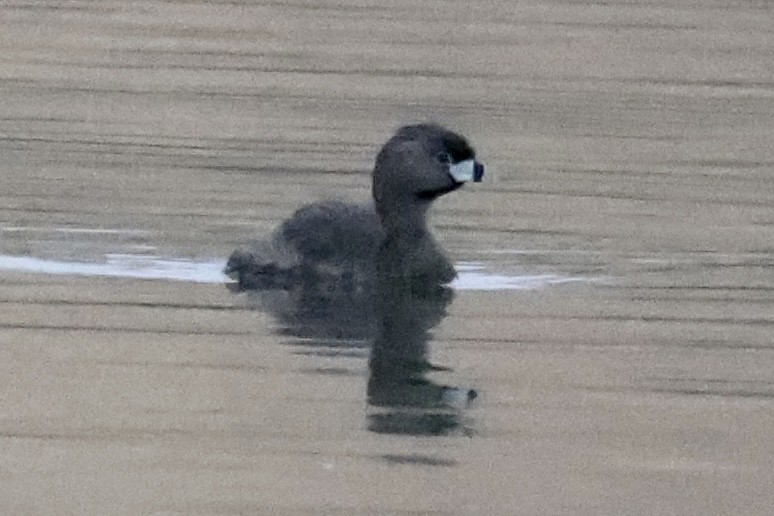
xmin=1 ymin=1 xmax=773 ymax=513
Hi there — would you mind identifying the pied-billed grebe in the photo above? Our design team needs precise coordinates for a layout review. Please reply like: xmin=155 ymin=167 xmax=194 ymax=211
xmin=225 ymin=124 xmax=484 ymax=291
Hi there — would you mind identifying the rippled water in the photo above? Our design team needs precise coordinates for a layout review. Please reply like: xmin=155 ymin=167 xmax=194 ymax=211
xmin=0 ymin=252 xmax=596 ymax=290
xmin=2 ymin=0 xmax=773 ymax=513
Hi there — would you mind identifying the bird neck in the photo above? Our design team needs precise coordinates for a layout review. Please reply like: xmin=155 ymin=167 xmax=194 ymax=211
xmin=377 ymin=200 xmax=430 ymax=240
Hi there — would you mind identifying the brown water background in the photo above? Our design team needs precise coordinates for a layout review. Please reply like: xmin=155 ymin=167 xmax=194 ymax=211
xmin=1 ymin=1 xmax=773 ymax=514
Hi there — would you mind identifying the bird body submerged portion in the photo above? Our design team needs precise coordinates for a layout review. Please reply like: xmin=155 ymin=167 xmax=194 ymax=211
xmin=225 ymin=124 xmax=484 ymax=292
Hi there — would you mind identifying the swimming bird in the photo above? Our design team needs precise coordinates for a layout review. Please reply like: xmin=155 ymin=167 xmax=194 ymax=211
xmin=224 ymin=123 xmax=484 ymax=292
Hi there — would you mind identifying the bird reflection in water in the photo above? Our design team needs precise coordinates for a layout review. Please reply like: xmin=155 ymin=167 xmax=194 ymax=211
xmin=367 ymin=282 xmax=477 ymax=436
xmin=241 ymin=277 xmax=476 ymax=437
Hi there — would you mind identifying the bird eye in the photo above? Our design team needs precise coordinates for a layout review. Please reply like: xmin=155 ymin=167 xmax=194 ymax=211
xmin=436 ymin=152 xmax=451 ymax=165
